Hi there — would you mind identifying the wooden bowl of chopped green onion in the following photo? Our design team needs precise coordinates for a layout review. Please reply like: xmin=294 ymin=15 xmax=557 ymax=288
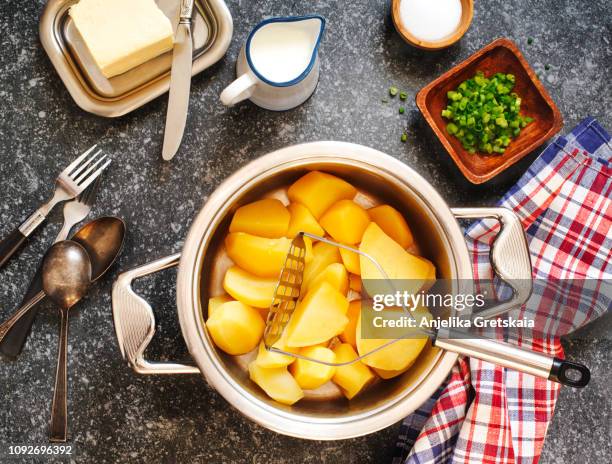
xmin=416 ymin=38 xmax=562 ymax=184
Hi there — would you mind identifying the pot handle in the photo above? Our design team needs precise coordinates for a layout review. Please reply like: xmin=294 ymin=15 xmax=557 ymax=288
xmin=435 ymin=328 xmax=590 ymax=387
xmin=452 ymin=207 xmax=533 ymax=319
xmin=111 ymin=254 xmax=200 ymax=375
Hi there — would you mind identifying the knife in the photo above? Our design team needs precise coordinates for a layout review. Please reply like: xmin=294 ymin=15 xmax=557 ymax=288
xmin=162 ymin=0 xmax=195 ymax=161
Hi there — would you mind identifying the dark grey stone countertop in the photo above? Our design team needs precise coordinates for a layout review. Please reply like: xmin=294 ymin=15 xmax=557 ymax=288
xmin=0 ymin=0 xmax=610 ymax=462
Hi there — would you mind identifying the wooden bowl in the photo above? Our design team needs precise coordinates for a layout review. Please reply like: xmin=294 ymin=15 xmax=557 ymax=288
xmin=391 ymin=0 xmax=474 ymax=50
xmin=416 ymin=38 xmax=563 ymax=184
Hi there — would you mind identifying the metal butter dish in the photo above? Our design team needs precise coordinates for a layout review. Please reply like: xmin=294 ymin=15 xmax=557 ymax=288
xmin=40 ymin=0 xmax=232 ymax=117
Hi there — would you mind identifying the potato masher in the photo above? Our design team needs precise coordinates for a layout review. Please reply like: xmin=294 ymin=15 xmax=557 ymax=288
xmin=263 ymin=232 xmax=590 ymax=387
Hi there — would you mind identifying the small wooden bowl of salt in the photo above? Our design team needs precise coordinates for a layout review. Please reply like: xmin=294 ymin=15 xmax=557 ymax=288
xmin=391 ymin=0 xmax=474 ymax=50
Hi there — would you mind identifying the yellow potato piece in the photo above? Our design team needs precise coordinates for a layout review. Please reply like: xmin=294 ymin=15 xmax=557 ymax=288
xmin=287 ymin=171 xmax=357 ymax=219
xmin=248 ymin=362 xmax=304 ymax=405
xmin=372 ymin=365 xmax=412 ymax=379
xmin=368 ymin=205 xmax=414 ymax=249
xmin=332 ymin=343 xmax=376 ymax=400
xmin=229 ymin=198 xmax=290 ymax=238
xmin=290 ymin=346 xmax=336 ymax=389
xmin=356 ymin=307 xmax=431 ymax=371
xmin=359 ymin=223 xmax=435 ymax=295
xmin=286 ymin=282 xmax=349 ymax=347
xmin=307 ymin=262 xmax=349 ymax=296
xmin=339 ymin=300 xmax=361 ymax=348
xmin=303 ymin=236 xmax=314 ymax=264
xmin=225 ymin=233 xmax=291 ymax=277
xmin=207 ymin=294 xmax=233 ymax=317
xmin=320 ymin=200 xmax=370 ymax=245
xmin=223 ymin=266 xmax=276 ymax=308
xmin=206 ymin=301 xmax=265 ymax=355
xmin=339 ymin=247 xmax=361 ymax=275
xmin=286 ymin=202 xmax=325 ymax=238
xmin=302 ymin=241 xmax=341 ymax=291
xmin=255 ymin=330 xmax=298 ymax=368
xmin=349 ymin=274 xmax=362 ymax=293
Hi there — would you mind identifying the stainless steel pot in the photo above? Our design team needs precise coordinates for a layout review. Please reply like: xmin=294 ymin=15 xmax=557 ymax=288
xmin=111 ymin=141 xmax=545 ymax=439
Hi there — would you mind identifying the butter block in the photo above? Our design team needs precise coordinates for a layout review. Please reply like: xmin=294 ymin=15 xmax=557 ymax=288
xmin=69 ymin=0 xmax=174 ymax=78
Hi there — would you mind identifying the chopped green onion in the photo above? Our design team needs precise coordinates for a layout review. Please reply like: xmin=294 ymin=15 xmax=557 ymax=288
xmin=440 ymin=71 xmax=534 ymax=155
xmin=389 ymin=86 xmax=398 ymax=96
xmin=399 ymin=107 xmax=405 ymax=114
xmin=399 ymin=91 xmax=407 ymax=100
xmin=528 ymin=37 xmax=533 ymax=45
xmin=401 ymin=133 xmax=407 ymax=143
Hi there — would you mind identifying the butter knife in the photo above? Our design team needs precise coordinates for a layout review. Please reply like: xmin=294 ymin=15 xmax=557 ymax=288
xmin=162 ymin=0 xmax=195 ymax=161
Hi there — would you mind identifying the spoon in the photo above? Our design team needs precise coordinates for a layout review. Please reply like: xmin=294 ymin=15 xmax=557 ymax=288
xmin=0 ymin=217 xmax=126 ymax=358
xmin=42 ymin=241 xmax=92 ymax=443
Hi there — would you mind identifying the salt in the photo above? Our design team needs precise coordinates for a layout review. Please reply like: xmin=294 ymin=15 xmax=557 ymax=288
xmin=399 ymin=0 xmax=463 ymax=42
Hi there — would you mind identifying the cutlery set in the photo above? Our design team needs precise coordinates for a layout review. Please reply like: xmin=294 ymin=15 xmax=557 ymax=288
xmin=0 ymin=146 xmax=124 ymax=442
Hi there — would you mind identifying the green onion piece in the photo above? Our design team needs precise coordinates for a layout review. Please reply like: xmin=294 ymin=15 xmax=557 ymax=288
xmin=401 ymin=133 xmax=407 ymax=143
xmin=399 ymin=91 xmax=407 ymax=100
xmin=399 ymin=107 xmax=405 ymax=114
xmin=389 ymin=86 xmax=398 ymax=96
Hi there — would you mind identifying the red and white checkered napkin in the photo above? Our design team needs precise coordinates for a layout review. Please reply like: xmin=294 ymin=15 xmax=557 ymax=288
xmin=393 ymin=117 xmax=611 ymax=464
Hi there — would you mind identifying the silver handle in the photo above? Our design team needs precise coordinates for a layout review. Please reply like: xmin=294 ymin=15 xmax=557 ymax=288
xmin=436 ymin=328 xmax=552 ymax=378
xmin=435 ymin=328 xmax=590 ymax=387
xmin=111 ymin=254 xmax=200 ymax=375
xmin=179 ymin=0 xmax=195 ymax=21
xmin=452 ymin=207 xmax=532 ymax=319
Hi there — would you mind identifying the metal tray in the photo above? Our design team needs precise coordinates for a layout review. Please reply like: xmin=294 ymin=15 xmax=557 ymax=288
xmin=40 ymin=0 xmax=233 ymax=117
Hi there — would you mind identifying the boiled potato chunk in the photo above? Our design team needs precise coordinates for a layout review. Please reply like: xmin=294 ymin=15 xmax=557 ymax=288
xmin=229 ymin=199 xmax=290 ymax=238
xmin=223 ymin=266 xmax=276 ymax=308
xmin=290 ymin=346 xmax=336 ymax=389
xmin=332 ymin=343 xmax=376 ymax=399
xmin=320 ymin=200 xmax=370 ymax=245
xmin=303 ymin=236 xmax=314 ymax=263
xmin=368 ymin=205 xmax=414 ymax=249
xmin=225 ymin=233 xmax=291 ymax=277
xmin=286 ymin=202 xmax=325 ymax=238
xmin=206 ymin=301 xmax=265 ymax=355
xmin=339 ymin=248 xmax=360 ymax=275
xmin=339 ymin=300 xmax=361 ymax=348
xmin=359 ymin=223 xmax=435 ymax=295
xmin=349 ymin=274 xmax=362 ymax=293
xmin=356 ymin=308 xmax=431 ymax=371
xmin=207 ymin=294 xmax=233 ymax=317
xmin=302 ymin=241 xmax=341 ymax=291
xmin=255 ymin=330 xmax=298 ymax=368
xmin=287 ymin=171 xmax=357 ymax=219
xmin=286 ymin=282 xmax=349 ymax=347
xmin=248 ymin=362 xmax=304 ymax=405
xmin=372 ymin=365 xmax=412 ymax=379
xmin=307 ymin=262 xmax=349 ymax=296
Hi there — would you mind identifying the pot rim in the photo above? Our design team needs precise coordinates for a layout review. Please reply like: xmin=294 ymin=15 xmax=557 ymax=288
xmin=176 ymin=141 xmax=471 ymax=440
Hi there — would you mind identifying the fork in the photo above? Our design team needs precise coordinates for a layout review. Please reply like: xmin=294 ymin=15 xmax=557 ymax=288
xmin=0 ymin=177 xmax=101 ymax=358
xmin=0 ymin=145 xmax=110 ymax=269
xmin=53 ymin=176 xmax=101 ymax=245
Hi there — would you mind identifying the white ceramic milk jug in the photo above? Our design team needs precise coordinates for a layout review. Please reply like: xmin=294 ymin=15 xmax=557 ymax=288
xmin=220 ymin=15 xmax=325 ymax=111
